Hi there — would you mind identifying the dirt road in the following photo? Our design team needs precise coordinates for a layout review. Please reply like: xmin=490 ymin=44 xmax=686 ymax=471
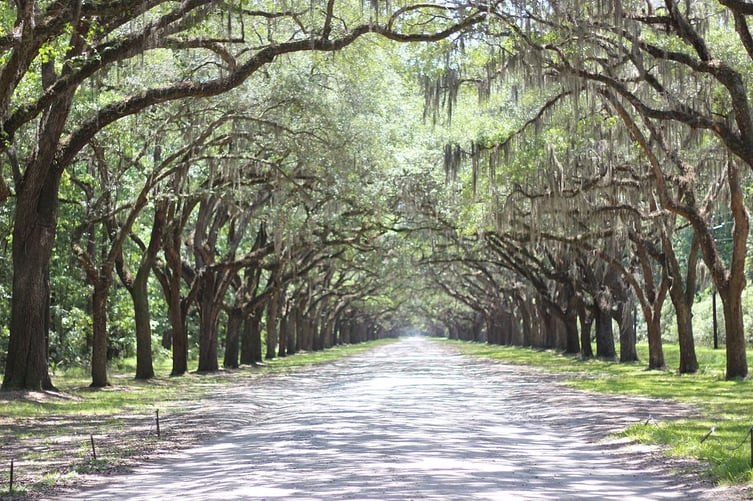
xmin=54 ymin=338 xmax=732 ymax=500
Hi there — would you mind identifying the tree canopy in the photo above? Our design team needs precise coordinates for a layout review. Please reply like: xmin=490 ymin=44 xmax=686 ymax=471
xmin=3 ymin=0 xmax=753 ymax=391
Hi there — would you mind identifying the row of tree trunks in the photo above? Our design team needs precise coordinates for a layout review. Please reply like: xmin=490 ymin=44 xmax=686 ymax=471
xmin=464 ymin=279 xmax=645 ymax=364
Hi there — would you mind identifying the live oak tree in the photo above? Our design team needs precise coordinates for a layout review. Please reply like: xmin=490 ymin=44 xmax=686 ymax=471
xmin=482 ymin=0 xmax=752 ymax=379
xmin=69 ymin=108 xmax=231 ymax=385
xmin=424 ymin=0 xmax=750 ymax=377
xmin=1 ymin=1 xmax=485 ymax=390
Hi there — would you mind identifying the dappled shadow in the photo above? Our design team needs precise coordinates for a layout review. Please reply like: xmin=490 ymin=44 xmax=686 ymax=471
xmin=54 ymin=339 xmax=728 ymax=500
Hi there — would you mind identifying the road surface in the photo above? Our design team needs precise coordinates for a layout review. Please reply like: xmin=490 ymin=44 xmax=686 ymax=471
xmin=55 ymin=338 xmax=725 ymax=500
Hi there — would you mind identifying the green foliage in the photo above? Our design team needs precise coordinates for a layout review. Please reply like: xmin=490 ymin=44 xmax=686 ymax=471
xmin=49 ymin=305 xmax=90 ymax=371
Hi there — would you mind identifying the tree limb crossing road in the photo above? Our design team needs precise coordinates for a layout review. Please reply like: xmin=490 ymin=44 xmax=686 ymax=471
xmin=57 ymin=338 xmax=726 ymax=500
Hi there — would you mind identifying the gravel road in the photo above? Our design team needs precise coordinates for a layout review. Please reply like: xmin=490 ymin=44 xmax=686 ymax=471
xmin=53 ymin=338 xmax=736 ymax=500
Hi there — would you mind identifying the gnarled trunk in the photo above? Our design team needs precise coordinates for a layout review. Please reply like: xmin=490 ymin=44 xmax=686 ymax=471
xmin=224 ymin=308 xmax=242 ymax=368
xmin=130 ymin=206 xmax=164 ymax=380
xmin=594 ymin=289 xmax=616 ymax=360
xmin=674 ymin=299 xmax=698 ymax=374
xmin=278 ymin=311 xmax=288 ymax=358
xmin=131 ymin=274 xmax=155 ymax=380
xmin=578 ymin=305 xmax=594 ymax=359
xmin=240 ymin=305 xmax=263 ymax=365
xmin=90 ymin=276 xmax=112 ymax=387
xmin=644 ymin=312 xmax=665 ymax=370
xmin=197 ymin=273 xmax=221 ymax=372
xmin=3 ymin=87 xmax=74 ymax=391
xmin=665 ymin=233 xmax=698 ymax=374
xmin=615 ymin=301 xmax=638 ymax=363
xmin=160 ymin=226 xmax=189 ymax=376
xmin=4 ymin=174 xmax=59 ymax=390
xmin=265 ymin=287 xmax=280 ymax=360
xmin=564 ymin=308 xmax=580 ymax=355
xmin=721 ymin=289 xmax=747 ymax=379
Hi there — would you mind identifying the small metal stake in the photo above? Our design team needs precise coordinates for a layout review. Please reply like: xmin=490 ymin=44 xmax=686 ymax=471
xmin=700 ymin=427 xmax=715 ymax=443
xmin=90 ymin=434 xmax=97 ymax=460
xmin=749 ymin=427 xmax=753 ymax=469
xmin=9 ymin=458 xmax=13 ymax=493
xmin=155 ymin=410 xmax=161 ymax=439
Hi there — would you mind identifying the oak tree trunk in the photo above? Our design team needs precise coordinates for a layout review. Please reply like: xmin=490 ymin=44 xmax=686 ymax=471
xmin=579 ymin=306 xmax=594 ymax=359
xmin=644 ymin=313 xmax=665 ymax=370
xmin=594 ymin=290 xmax=616 ymax=360
xmin=197 ymin=274 xmax=221 ymax=372
xmin=3 ymin=180 xmax=58 ymax=390
xmin=224 ymin=309 xmax=242 ymax=368
xmin=128 ymin=266 xmax=154 ymax=380
xmin=564 ymin=308 xmax=580 ymax=355
xmin=616 ymin=302 xmax=639 ymax=363
xmin=519 ymin=300 xmax=533 ymax=346
xmin=162 ymin=229 xmax=188 ymax=376
xmin=130 ymin=207 xmax=165 ymax=380
xmin=90 ymin=275 xmax=112 ymax=387
xmin=665 ymin=233 xmax=699 ymax=374
xmin=240 ymin=306 xmax=263 ymax=365
xmin=3 ymin=88 xmax=74 ymax=391
xmin=169 ymin=292 xmax=188 ymax=376
xmin=278 ymin=313 xmax=288 ymax=358
xmin=674 ymin=299 xmax=698 ymax=374
xmin=721 ymin=290 xmax=748 ymax=379
xmin=288 ymin=314 xmax=299 ymax=354
xmin=265 ymin=289 xmax=280 ymax=360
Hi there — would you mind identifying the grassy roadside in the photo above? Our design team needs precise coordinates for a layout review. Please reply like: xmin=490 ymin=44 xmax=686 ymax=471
xmin=438 ymin=339 xmax=753 ymax=485
xmin=0 ymin=339 xmax=397 ymax=498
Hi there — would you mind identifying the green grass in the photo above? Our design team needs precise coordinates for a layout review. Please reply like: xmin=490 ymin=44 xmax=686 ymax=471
xmin=0 ymin=488 xmax=29 ymax=499
xmin=2 ymin=339 xmax=398 ymax=419
xmin=439 ymin=339 xmax=753 ymax=484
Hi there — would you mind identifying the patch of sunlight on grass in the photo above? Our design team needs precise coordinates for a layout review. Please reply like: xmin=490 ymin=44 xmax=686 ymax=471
xmin=438 ymin=338 xmax=753 ymax=484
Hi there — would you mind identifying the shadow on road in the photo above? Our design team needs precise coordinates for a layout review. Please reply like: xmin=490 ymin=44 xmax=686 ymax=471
xmin=55 ymin=338 xmax=722 ymax=500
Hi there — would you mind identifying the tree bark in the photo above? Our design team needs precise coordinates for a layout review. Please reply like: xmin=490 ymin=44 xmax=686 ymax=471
xmin=579 ymin=306 xmax=594 ymax=359
xmin=167 ymin=300 xmax=188 ymax=376
xmin=644 ymin=313 xmax=665 ymax=370
xmin=165 ymin=245 xmax=189 ymax=376
xmin=197 ymin=273 xmax=220 ymax=372
xmin=265 ymin=287 xmax=280 ymax=360
xmin=564 ymin=307 xmax=580 ymax=355
xmin=594 ymin=289 xmax=616 ymax=360
xmin=664 ymin=233 xmax=699 ymax=374
xmin=500 ymin=309 xmax=512 ymax=345
xmin=278 ymin=309 xmax=288 ymax=358
xmin=131 ymin=267 xmax=155 ymax=379
xmin=674 ymin=298 xmax=698 ymax=374
xmin=90 ymin=275 xmax=112 ymax=387
xmin=721 ymin=289 xmax=748 ymax=379
xmin=286 ymin=312 xmax=298 ymax=354
xmin=224 ymin=308 xmax=242 ymax=368
xmin=3 ymin=86 xmax=74 ymax=391
xmin=240 ymin=306 xmax=263 ymax=365
xmin=3 ymin=185 xmax=57 ymax=390
xmin=129 ymin=207 xmax=165 ymax=380
xmin=615 ymin=301 xmax=638 ymax=363
xmin=519 ymin=298 xmax=534 ymax=346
